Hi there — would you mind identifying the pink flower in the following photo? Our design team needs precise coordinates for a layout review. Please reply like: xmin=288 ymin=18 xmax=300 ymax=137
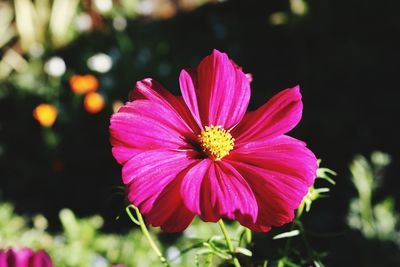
xmin=110 ymin=49 xmax=317 ymax=232
xmin=0 ymin=248 xmax=53 ymax=267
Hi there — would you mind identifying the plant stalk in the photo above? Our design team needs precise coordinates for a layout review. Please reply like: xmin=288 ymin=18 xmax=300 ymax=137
xmin=126 ymin=205 xmax=170 ymax=267
xmin=218 ymin=219 xmax=241 ymax=267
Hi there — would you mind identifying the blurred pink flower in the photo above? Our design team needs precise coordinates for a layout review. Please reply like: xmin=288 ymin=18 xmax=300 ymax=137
xmin=0 ymin=248 xmax=53 ymax=267
xmin=110 ymin=49 xmax=317 ymax=232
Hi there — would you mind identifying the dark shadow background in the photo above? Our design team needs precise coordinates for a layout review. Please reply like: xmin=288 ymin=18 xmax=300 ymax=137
xmin=0 ymin=0 xmax=399 ymax=266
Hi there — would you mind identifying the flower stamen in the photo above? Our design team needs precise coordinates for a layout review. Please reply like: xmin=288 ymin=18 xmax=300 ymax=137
xmin=198 ymin=125 xmax=234 ymax=161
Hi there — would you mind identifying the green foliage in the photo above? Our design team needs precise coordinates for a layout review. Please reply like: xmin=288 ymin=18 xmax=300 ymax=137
xmin=166 ymin=220 xmax=250 ymax=267
xmin=297 ymin=160 xmax=336 ymax=218
xmin=0 ymin=202 xmax=183 ymax=266
xmin=348 ymin=151 xmax=399 ymax=242
xmin=0 ymin=202 xmax=141 ymax=266
xmin=0 ymin=202 xmax=246 ymax=267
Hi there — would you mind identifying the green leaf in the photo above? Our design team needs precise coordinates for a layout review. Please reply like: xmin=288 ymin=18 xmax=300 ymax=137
xmin=314 ymin=260 xmax=325 ymax=267
xmin=280 ymin=258 xmax=302 ymax=267
xmin=317 ymin=167 xmax=337 ymax=185
xmin=195 ymin=248 xmax=214 ymax=255
xmin=273 ymin=230 xmax=300 ymax=240
xmin=235 ymin=247 xmax=252 ymax=257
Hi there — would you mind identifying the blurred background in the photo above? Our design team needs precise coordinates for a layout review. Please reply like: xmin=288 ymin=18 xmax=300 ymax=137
xmin=0 ymin=0 xmax=399 ymax=266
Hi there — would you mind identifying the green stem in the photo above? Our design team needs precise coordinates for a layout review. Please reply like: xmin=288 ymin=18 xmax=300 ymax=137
xmin=126 ymin=205 xmax=170 ymax=267
xmin=205 ymin=253 xmax=213 ymax=267
xmin=245 ymin=228 xmax=252 ymax=244
xmin=283 ymin=220 xmax=296 ymax=257
xmin=218 ymin=219 xmax=241 ymax=267
xmin=296 ymin=220 xmax=314 ymax=261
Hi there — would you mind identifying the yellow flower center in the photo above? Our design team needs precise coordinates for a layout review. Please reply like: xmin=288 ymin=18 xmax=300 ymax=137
xmin=198 ymin=125 xmax=235 ymax=161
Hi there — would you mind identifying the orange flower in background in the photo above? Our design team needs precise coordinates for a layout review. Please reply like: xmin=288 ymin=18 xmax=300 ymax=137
xmin=33 ymin=104 xmax=58 ymax=127
xmin=84 ymin=92 xmax=105 ymax=113
xmin=70 ymin=74 xmax=99 ymax=94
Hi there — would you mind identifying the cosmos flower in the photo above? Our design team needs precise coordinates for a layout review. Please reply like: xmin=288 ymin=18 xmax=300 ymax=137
xmin=0 ymin=248 xmax=53 ymax=267
xmin=110 ymin=49 xmax=317 ymax=232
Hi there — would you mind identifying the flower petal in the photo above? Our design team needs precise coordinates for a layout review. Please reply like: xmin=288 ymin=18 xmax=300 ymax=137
xmin=179 ymin=69 xmax=202 ymax=128
xmin=180 ymin=49 xmax=250 ymax=129
xmin=13 ymin=248 xmax=34 ymax=267
xmin=181 ymin=160 xmax=258 ymax=223
xmin=0 ymin=250 xmax=12 ymax=266
xmin=143 ymin=172 xmax=196 ymax=232
xmin=180 ymin=159 xmax=212 ymax=215
xmin=130 ymin=78 xmax=200 ymax=132
xmin=157 ymin=202 xmax=195 ymax=233
xmin=123 ymin=149 xmax=196 ymax=232
xmin=110 ymin=99 xmax=195 ymax=164
xmin=30 ymin=251 xmax=53 ymax=267
xmin=232 ymin=86 xmax=302 ymax=145
xmin=227 ymin=135 xmax=317 ymax=231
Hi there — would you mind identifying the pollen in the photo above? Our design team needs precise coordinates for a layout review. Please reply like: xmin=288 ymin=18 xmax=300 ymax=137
xmin=198 ymin=125 xmax=235 ymax=161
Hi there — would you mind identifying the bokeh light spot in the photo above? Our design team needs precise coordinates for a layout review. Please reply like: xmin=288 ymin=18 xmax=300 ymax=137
xmin=70 ymin=74 xmax=99 ymax=94
xmin=33 ymin=104 xmax=58 ymax=127
xmin=84 ymin=92 xmax=105 ymax=114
